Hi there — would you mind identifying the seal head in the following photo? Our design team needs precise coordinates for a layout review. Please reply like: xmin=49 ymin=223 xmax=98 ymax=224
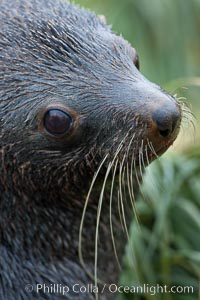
xmin=0 ymin=0 xmax=181 ymax=299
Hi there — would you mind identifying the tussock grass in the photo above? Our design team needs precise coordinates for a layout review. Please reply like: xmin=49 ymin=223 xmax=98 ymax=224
xmin=119 ymin=150 xmax=200 ymax=300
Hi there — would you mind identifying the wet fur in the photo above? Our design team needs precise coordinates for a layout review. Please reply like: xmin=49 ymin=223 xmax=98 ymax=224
xmin=0 ymin=0 xmax=182 ymax=299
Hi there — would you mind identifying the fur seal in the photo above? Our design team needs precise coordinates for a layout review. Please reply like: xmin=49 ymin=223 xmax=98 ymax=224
xmin=0 ymin=0 xmax=182 ymax=299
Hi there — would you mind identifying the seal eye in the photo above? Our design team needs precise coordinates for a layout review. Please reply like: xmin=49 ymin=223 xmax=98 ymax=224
xmin=43 ymin=109 xmax=73 ymax=135
xmin=134 ymin=54 xmax=140 ymax=70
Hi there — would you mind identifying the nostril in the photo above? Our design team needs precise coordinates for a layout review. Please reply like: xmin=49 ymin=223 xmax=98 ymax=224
xmin=154 ymin=116 xmax=173 ymax=137
xmin=152 ymin=106 xmax=181 ymax=138
xmin=159 ymin=128 xmax=171 ymax=138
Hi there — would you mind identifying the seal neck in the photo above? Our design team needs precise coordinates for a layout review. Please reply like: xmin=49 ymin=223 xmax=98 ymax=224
xmin=0 ymin=187 xmax=131 ymax=286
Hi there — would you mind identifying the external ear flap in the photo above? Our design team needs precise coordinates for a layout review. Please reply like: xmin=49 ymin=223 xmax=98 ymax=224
xmin=134 ymin=52 xmax=140 ymax=70
xmin=129 ymin=47 xmax=140 ymax=70
xmin=98 ymin=14 xmax=107 ymax=25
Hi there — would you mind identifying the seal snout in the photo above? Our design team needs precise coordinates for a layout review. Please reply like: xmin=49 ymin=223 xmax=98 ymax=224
xmin=151 ymin=101 xmax=181 ymax=139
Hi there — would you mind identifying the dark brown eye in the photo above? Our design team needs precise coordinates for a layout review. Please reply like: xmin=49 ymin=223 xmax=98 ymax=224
xmin=134 ymin=53 xmax=140 ymax=70
xmin=43 ymin=109 xmax=73 ymax=135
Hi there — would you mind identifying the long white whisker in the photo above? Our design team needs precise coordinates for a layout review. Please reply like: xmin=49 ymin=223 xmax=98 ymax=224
xmin=109 ymin=159 xmax=121 ymax=270
xmin=126 ymin=163 xmax=139 ymax=223
xmin=94 ymin=134 xmax=129 ymax=298
xmin=125 ymin=133 xmax=139 ymax=222
xmin=94 ymin=161 xmax=113 ymax=300
xmin=78 ymin=154 xmax=108 ymax=281
xmin=119 ymin=160 xmax=130 ymax=242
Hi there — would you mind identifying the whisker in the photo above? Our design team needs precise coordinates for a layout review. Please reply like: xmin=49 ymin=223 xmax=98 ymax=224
xmin=124 ymin=133 xmax=139 ymax=222
xmin=138 ymin=140 xmax=145 ymax=180
xmin=117 ymin=189 xmax=125 ymax=233
xmin=94 ymin=160 xmax=113 ymax=300
xmin=126 ymin=163 xmax=139 ymax=223
xmin=147 ymin=139 xmax=159 ymax=160
xmin=119 ymin=160 xmax=130 ymax=242
xmin=94 ymin=134 xmax=130 ymax=297
xmin=78 ymin=154 xmax=108 ymax=281
xmin=109 ymin=159 xmax=121 ymax=270
xmin=133 ymin=139 xmax=147 ymax=201
xmin=133 ymin=149 xmax=142 ymax=190
xmin=141 ymin=142 xmax=147 ymax=170
xmin=144 ymin=144 xmax=158 ymax=191
xmin=145 ymin=144 xmax=150 ymax=167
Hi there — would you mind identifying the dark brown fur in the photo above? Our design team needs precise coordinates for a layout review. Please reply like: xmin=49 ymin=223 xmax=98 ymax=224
xmin=0 ymin=0 xmax=181 ymax=299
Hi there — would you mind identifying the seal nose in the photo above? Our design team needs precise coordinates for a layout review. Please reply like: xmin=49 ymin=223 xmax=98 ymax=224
xmin=152 ymin=104 xmax=181 ymax=138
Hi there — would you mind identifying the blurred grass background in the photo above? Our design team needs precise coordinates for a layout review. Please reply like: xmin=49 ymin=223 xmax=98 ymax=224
xmin=73 ymin=0 xmax=200 ymax=299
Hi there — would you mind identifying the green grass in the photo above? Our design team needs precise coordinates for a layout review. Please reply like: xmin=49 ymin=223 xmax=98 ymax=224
xmin=74 ymin=0 xmax=200 ymax=85
xmin=118 ymin=150 xmax=200 ymax=299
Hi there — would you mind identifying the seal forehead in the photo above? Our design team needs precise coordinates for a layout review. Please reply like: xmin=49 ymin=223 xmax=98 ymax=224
xmin=0 ymin=0 xmax=136 ymax=74
xmin=0 ymin=0 xmax=108 ymax=41
xmin=0 ymin=0 xmax=181 ymax=165
xmin=0 ymin=0 xmax=142 ymax=124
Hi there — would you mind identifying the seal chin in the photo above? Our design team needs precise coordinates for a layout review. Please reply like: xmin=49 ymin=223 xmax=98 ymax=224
xmin=149 ymin=137 xmax=177 ymax=161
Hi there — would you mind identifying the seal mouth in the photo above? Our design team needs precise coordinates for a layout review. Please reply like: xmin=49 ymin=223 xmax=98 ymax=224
xmin=151 ymin=138 xmax=176 ymax=158
xmin=108 ymin=129 xmax=179 ymax=169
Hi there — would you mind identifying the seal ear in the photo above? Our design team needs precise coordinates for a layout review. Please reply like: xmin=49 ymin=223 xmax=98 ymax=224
xmin=133 ymin=53 xmax=140 ymax=70
xmin=129 ymin=47 xmax=140 ymax=70
xmin=98 ymin=14 xmax=107 ymax=25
